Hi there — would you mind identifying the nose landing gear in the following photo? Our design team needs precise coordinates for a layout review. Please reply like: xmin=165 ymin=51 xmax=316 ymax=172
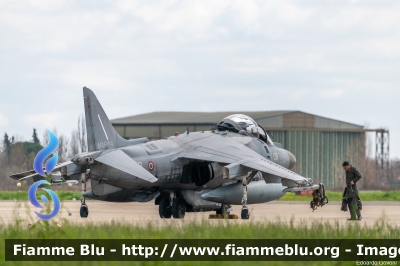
xmin=240 ymin=171 xmax=257 ymax=220
xmin=241 ymin=180 xmax=250 ymax=219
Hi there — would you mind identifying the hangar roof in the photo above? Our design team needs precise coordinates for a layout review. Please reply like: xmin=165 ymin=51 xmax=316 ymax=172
xmin=111 ymin=111 xmax=364 ymax=130
xmin=112 ymin=111 xmax=290 ymax=124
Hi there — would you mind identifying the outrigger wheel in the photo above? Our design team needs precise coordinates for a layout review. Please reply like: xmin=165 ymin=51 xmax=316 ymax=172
xmin=80 ymin=204 xmax=89 ymax=218
xmin=80 ymin=171 xmax=89 ymax=218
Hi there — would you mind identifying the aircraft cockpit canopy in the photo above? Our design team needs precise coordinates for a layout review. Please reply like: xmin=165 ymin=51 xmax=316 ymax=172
xmin=217 ymin=114 xmax=274 ymax=145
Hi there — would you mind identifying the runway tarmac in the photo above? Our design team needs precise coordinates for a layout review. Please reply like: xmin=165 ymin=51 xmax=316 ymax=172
xmin=1 ymin=201 xmax=399 ymax=226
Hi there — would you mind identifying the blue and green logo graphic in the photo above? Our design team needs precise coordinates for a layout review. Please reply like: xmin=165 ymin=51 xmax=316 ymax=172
xmin=28 ymin=130 xmax=60 ymax=220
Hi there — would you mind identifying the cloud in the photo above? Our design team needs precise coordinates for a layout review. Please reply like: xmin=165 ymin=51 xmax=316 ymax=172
xmin=24 ymin=112 xmax=69 ymax=129
xmin=1 ymin=0 xmax=400 ymax=157
xmin=212 ymin=88 xmax=264 ymax=97
xmin=0 ymin=113 xmax=9 ymax=127
xmin=319 ymin=89 xmax=343 ymax=99
xmin=289 ymin=89 xmax=312 ymax=102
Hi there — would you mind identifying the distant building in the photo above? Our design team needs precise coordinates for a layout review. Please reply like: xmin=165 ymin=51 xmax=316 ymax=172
xmin=111 ymin=111 xmax=388 ymax=189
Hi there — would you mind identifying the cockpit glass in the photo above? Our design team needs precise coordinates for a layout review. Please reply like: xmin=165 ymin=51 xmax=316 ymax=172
xmin=265 ymin=133 xmax=273 ymax=145
xmin=225 ymin=114 xmax=257 ymax=132
xmin=218 ymin=114 xmax=275 ymax=145
xmin=257 ymin=125 xmax=274 ymax=145
xmin=256 ymin=126 xmax=265 ymax=138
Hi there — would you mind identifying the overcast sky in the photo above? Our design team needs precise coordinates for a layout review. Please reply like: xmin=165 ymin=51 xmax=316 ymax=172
xmin=0 ymin=0 xmax=399 ymax=158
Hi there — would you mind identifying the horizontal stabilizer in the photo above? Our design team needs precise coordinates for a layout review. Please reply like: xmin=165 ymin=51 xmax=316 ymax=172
xmin=95 ymin=149 xmax=158 ymax=183
xmin=10 ymin=161 xmax=78 ymax=181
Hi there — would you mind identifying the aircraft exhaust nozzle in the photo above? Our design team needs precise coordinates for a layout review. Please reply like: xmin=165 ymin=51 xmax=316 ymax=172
xmin=286 ymin=150 xmax=296 ymax=170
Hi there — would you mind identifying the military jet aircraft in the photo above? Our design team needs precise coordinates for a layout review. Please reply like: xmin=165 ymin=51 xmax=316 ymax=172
xmin=11 ymin=87 xmax=327 ymax=219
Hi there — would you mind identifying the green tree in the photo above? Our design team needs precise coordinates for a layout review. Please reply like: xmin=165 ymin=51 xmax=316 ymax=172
xmin=32 ymin=128 xmax=40 ymax=144
xmin=3 ymin=133 xmax=11 ymax=155
xmin=23 ymin=142 xmax=42 ymax=171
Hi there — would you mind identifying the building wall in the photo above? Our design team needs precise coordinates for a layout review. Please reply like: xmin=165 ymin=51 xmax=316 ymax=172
xmin=267 ymin=130 xmax=366 ymax=189
xmin=282 ymin=112 xmax=315 ymax=128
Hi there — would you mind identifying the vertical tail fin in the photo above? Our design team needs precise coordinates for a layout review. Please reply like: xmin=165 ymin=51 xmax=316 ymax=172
xmin=83 ymin=87 xmax=147 ymax=152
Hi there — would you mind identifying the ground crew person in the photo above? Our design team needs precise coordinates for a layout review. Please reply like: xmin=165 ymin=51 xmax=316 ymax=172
xmin=341 ymin=161 xmax=362 ymax=220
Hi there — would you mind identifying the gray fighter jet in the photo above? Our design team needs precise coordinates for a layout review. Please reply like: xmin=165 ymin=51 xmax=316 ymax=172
xmin=11 ymin=87 xmax=327 ymax=219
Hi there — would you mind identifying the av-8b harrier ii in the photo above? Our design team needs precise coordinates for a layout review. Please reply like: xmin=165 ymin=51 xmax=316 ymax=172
xmin=11 ymin=87 xmax=327 ymax=219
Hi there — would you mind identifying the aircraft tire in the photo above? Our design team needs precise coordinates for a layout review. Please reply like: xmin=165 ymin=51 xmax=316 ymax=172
xmin=80 ymin=205 xmax=89 ymax=218
xmin=172 ymin=198 xmax=186 ymax=219
xmin=241 ymin=208 xmax=250 ymax=220
xmin=159 ymin=196 xmax=172 ymax=218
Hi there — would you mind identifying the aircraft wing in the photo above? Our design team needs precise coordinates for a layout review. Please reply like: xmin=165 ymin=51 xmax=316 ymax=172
xmin=241 ymin=160 xmax=309 ymax=185
xmin=178 ymin=146 xmax=237 ymax=164
xmin=178 ymin=136 xmax=311 ymax=186
xmin=95 ymin=149 xmax=158 ymax=183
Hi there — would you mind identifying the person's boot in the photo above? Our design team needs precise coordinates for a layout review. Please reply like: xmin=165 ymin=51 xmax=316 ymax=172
xmin=356 ymin=209 xmax=362 ymax=221
xmin=347 ymin=212 xmax=357 ymax=220
xmin=341 ymin=199 xmax=348 ymax=212
xmin=347 ymin=201 xmax=357 ymax=220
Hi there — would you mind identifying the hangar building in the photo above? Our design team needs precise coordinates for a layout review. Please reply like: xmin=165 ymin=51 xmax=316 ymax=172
xmin=111 ymin=111 xmax=388 ymax=189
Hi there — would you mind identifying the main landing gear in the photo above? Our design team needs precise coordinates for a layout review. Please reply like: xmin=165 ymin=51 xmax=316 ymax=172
xmin=80 ymin=171 xmax=89 ymax=218
xmin=159 ymin=192 xmax=186 ymax=219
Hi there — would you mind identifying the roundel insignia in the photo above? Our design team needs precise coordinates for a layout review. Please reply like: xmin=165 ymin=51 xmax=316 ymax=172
xmin=148 ymin=161 xmax=155 ymax=171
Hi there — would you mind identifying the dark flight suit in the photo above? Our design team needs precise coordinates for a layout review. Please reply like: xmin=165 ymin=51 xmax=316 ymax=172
xmin=342 ymin=166 xmax=362 ymax=220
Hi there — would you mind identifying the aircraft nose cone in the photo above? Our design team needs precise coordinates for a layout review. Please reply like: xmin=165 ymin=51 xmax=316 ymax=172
xmin=286 ymin=150 xmax=297 ymax=170
xmin=201 ymin=190 xmax=226 ymax=202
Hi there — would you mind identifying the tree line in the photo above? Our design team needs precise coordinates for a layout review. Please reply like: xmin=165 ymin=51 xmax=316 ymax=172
xmin=0 ymin=115 xmax=87 ymax=190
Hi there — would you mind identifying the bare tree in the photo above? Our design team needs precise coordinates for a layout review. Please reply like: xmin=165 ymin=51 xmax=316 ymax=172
xmin=41 ymin=128 xmax=70 ymax=162
xmin=41 ymin=128 xmax=58 ymax=147
xmin=390 ymin=159 xmax=400 ymax=185
xmin=0 ymin=151 xmax=6 ymax=188
xmin=58 ymin=134 xmax=69 ymax=162
xmin=78 ymin=114 xmax=87 ymax=153
xmin=69 ymin=129 xmax=80 ymax=158
xmin=68 ymin=114 xmax=87 ymax=157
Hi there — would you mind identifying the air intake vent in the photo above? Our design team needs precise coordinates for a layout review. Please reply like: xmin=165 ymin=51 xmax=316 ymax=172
xmin=146 ymin=144 xmax=158 ymax=151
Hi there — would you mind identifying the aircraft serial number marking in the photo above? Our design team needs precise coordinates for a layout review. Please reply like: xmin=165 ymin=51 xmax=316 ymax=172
xmin=97 ymin=140 xmax=113 ymax=149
